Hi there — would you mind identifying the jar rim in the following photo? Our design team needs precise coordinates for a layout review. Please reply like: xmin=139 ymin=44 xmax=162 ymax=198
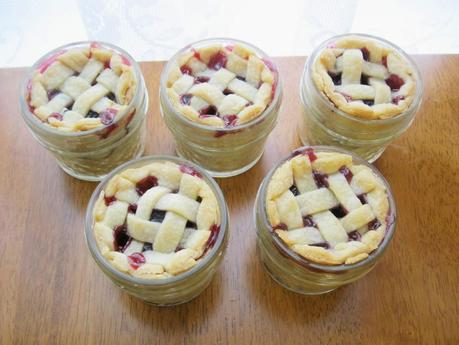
xmin=159 ymin=37 xmax=282 ymax=133
xmin=84 ymin=155 xmax=229 ymax=286
xmin=301 ymin=33 xmax=424 ymax=125
xmin=19 ymin=41 xmax=144 ymax=137
xmin=255 ymin=145 xmax=397 ymax=273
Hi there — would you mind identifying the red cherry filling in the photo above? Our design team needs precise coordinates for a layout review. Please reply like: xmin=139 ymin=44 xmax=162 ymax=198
xmin=180 ymin=65 xmax=193 ymax=75
xmin=313 ymin=170 xmax=329 ymax=188
xmin=48 ymin=113 xmax=63 ymax=121
xmin=203 ymin=224 xmax=220 ymax=253
xmin=303 ymin=216 xmax=317 ymax=228
xmin=348 ymin=230 xmax=361 ymax=241
xmin=179 ymin=164 xmax=202 ymax=178
xmin=136 ymin=176 xmax=158 ymax=195
xmin=382 ymin=55 xmax=388 ymax=68
xmin=194 ymin=76 xmax=210 ymax=84
xmin=339 ymin=166 xmax=353 ymax=183
xmin=120 ymin=55 xmax=131 ymax=66
xmin=128 ymin=203 xmax=137 ymax=213
xmin=273 ymin=223 xmax=288 ymax=231
xmin=368 ymin=219 xmax=382 ymax=230
xmin=104 ymin=195 xmax=117 ymax=206
xmin=223 ymin=114 xmax=238 ymax=128
xmin=100 ymin=108 xmax=117 ymax=125
xmin=127 ymin=252 xmax=145 ymax=270
xmin=291 ymin=147 xmax=317 ymax=162
xmin=180 ymin=93 xmax=193 ymax=105
xmin=113 ymin=225 xmax=132 ymax=252
xmin=392 ymin=95 xmax=405 ymax=105
xmin=199 ymin=105 xmax=218 ymax=116
xmin=361 ymin=47 xmax=370 ymax=61
xmin=208 ymin=51 xmax=227 ymax=70
xmin=385 ymin=74 xmax=404 ymax=91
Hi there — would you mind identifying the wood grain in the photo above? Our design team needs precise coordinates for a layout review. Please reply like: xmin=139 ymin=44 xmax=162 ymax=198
xmin=0 ymin=56 xmax=458 ymax=345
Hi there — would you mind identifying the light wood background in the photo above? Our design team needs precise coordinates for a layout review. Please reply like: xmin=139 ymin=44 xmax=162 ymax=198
xmin=0 ymin=56 xmax=457 ymax=345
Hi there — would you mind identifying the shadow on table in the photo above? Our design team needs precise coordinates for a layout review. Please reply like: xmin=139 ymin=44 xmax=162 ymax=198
xmin=117 ymin=269 xmax=224 ymax=332
xmin=245 ymin=239 xmax=351 ymax=322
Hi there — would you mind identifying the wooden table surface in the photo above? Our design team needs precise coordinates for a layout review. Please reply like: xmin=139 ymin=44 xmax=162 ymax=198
xmin=0 ymin=56 xmax=458 ymax=345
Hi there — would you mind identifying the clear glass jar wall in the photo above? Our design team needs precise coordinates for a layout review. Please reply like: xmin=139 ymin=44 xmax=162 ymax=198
xmin=160 ymin=38 xmax=283 ymax=178
xmin=85 ymin=156 xmax=229 ymax=306
xmin=20 ymin=41 xmax=149 ymax=181
xmin=254 ymin=146 xmax=397 ymax=294
xmin=298 ymin=34 xmax=423 ymax=162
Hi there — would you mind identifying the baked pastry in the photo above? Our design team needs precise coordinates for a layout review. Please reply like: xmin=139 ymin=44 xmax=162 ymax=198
xmin=265 ymin=147 xmax=391 ymax=265
xmin=27 ymin=43 xmax=137 ymax=131
xmin=312 ymin=35 xmax=416 ymax=119
xmin=92 ymin=160 xmax=221 ymax=279
xmin=165 ymin=43 xmax=277 ymax=128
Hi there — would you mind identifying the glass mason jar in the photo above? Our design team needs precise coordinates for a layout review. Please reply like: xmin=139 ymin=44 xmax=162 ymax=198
xmin=85 ymin=155 xmax=229 ymax=306
xmin=299 ymin=34 xmax=423 ymax=162
xmin=159 ymin=38 xmax=282 ymax=178
xmin=20 ymin=41 xmax=148 ymax=181
xmin=254 ymin=146 xmax=396 ymax=294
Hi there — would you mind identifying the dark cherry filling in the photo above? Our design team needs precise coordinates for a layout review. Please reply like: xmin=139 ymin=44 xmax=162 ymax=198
xmin=223 ymin=88 xmax=233 ymax=95
xmin=273 ymin=223 xmax=288 ymax=231
xmin=135 ymin=175 xmax=158 ymax=196
xmin=174 ymin=246 xmax=184 ymax=253
xmin=303 ymin=216 xmax=317 ymax=228
xmin=313 ymin=170 xmax=329 ymax=188
xmin=142 ymin=242 xmax=152 ymax=252
xmin=289 ymin=184 xmax=300 ymax=196
xmin=199 ymin=105 xmax=218 ymax=116
xmin=236 ymin=75 xmax=246 ymax=82
xmin=47 ymin=89 xmax=60 ymax=100
xmin=360 ymin=74 xmax=369 ymax=85
xmin=48 ymin=113 xmax=63 ymax=121
xmin=196 ymin=196 xmax=203 ymax=203
xmin=368 ymin=219 xmax=382 ymax=230
xmin=127 ymin=203 xmax=137 ymax=213
xmin=113 ymin=225 xmax=132 ymax=252
xmin=180 ymin=93 xmax=193 ymax=105
xmin=127 ymin=252 xmax=145 ymax=270
xmin=348 ymin=230 xmax=361 ymax=241
xmin=150 ymin=209 xmax=166 ymax=223
xmin=330 ymin=205 xmax=348 ymax=218
xmin=180 ymin=164 xmax=202 ymax=178
xmin=223 ymin=114 xmax=238 ymax=128
xmin=104 ymin=195 xmax=117 ymax=206
xmin=107 ymin=92 xmax=116 ymax=101
xmin=328 ymin=72 xmax=342 ymax=86
xmin=363 ymin=100 xmax=374 ymax=106
xmin=180 ymin=65 xmax=192 ymax=75
xmin=194 ymin=76 xmax=210 ymax=84
xmin=385 ymin=74 xmax=404 ymax=91
xmin=392 ymin=95 xmax=405 ymax=105
xmin=86 ymin=110 xmax=99 ymax=118
xmin=208 ymin=52 xmax=227 ymax=70
xmin=357 ymin=193 xmax=367 ymax=204
xmin=310 ymin=242 xmax=330 ymax=249
xmin=339 ymin=166 xmax=353 ymax=183
xmin=185 ymin=220 xmax=197 ymax=229
xmin=361 ymin=47 xmax=370 ymax=61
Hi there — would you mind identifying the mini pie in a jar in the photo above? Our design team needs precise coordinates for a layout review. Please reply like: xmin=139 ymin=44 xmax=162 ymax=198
xmin=92 ymin=160 xmax=221 ymax=279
